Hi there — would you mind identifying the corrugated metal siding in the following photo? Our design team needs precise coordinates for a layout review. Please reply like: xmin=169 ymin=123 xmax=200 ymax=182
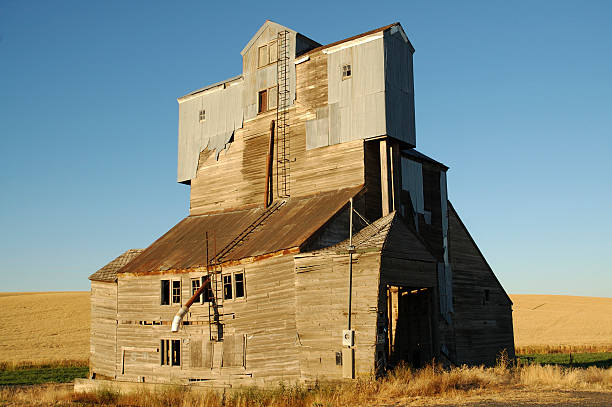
xmin=177 ymin=81 xmax=244 ymax=183
xmin=401 ymin=156 xmax=424 ymax=220
xmin=384 ymin=28 xmax=416 ymax=147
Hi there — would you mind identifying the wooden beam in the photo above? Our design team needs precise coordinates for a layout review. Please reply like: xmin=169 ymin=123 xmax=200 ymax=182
xmin=380 ymin=139 xmax=392 ymax=216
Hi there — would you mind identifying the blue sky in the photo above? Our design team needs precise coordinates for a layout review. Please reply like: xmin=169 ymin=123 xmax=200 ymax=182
xmin=1 ymin=1 xmax=610 ymax=296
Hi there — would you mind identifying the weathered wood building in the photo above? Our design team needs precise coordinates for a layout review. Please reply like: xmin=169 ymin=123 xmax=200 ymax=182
xmin=88 ymin=21 xmax=514 ymax=387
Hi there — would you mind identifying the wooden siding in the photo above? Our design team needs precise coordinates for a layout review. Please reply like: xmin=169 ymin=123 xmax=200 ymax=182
xmin=294 ymin=252 xmax=381 ymax=381
xmin=90 ymin=281 xmax=117 ymax=378
xmin=114 ymin=254 xmax=300 ymax=385
xmin=448 ymin=203 xmax=515 ymax=365
xmin=190 ymin=48 xmax=365 ymax=215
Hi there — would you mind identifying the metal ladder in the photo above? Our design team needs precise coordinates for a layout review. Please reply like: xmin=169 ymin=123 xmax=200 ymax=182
xmin=210 ymin=200 xmax=286 ymax=265
xmin=207 ymin=266 xmax=224 ymax=342
xmin=276 ymin=30 xmax=291 ymax=198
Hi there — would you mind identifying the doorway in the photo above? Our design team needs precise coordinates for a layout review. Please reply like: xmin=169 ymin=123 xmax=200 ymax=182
xmin=385 ymin=286 xmax=433 ymax=368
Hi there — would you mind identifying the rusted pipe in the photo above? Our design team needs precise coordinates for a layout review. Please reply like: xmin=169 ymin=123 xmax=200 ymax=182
xmin=171 ymin=275 xmax=211 ymax=332
xmin=264 ymin=120 xmax=275 ymax=207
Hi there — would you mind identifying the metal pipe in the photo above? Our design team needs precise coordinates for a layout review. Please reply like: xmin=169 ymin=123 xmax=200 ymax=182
xmin=264 ymin=120 xmax=275 ymax=207
xmin=347 ymin=198 xmax=354 ymax=330
xmin=171 ymin=275 xmax=211 ymax=332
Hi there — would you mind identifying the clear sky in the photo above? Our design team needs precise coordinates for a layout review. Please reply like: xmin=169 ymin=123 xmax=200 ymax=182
xmin=1 ymin=1 xmax=610 ymax=296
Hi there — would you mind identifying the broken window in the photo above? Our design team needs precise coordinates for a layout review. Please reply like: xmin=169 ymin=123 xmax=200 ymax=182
xmin=342 ymin=64 xmax=352 ymax=79
xmin=202 ymin=276 xmax=213 ymax=303
xmin=161 ymin=280 xmax=170 ymax=305
xmin=223 ymin=275 xmax=233 ymax=300
xmin=258 ymin=89 xmax=268 ymax=113
xmin=234 ymin=272 xmax=245 ymax=298
xmin=161 ymin=339 xmax=181 ymax=366
xmin=172 ymin=280 xmax=181 ymax=304
xmin=191 ymin=278 xmax=201 ymax=303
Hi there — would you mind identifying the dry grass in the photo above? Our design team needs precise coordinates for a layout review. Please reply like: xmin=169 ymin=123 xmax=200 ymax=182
xmin=1 ymin=361 xmax=611 ymax=406
xmin=510 ymin=294 xmax=612 ymax=350
xmin=0 ymin=291 xmax=89 ymax=363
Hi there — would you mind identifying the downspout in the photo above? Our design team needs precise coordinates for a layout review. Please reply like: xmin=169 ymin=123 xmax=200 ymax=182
xmin=264 ymin=120 xmax=275 ymax=207
xmin=171 ymin=275 xmax=211 ymax=332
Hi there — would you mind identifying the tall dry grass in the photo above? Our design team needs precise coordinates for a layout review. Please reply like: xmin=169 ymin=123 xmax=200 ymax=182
xmin=2 ymin=361 xmax=611 ymax=406
xmin=0 ymin=358 xmax=87 ymax=371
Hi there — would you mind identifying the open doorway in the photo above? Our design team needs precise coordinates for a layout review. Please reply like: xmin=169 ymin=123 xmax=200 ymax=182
xmin=385 ymin=286 xmax=434 ymax=368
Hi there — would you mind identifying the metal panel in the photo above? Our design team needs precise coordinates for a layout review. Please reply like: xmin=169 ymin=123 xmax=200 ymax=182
xmin=326 ymin=36 xmax=386 ymax=147
xmin=177 ymin=81 xmax=244 ymax=183
xmin=401 ymin=157 xmax=424 ymax=216
xmin=383 ymin=28 xmax=416 ymax=147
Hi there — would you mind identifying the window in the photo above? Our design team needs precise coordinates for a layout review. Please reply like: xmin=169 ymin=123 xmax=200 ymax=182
xmin=257 ymin=41 xmax=278 ymax=68
xmin=258 ymin=89 xmax=268 ymax=113
xmin=161 ymin=280 xmax=170 ymax=305
xmin=269 ymin=40 xmax=278 ymax=63
xmin=342 ymin=64 xmax=352 ymax=79
xmin=234 ymin=272 xmax=245 ymax=299
xmin=172 ymin=280 xmax=181 ymax=304
xmin=258 ymin=45 xmax=269 ymax=68
xmin=223 ymin=275 xmax=233 ymax=300
xmin=161 ymin=339 xmax=181 ymax=366
xmin=202 ymin=276 xmax=213 ymax=303
xmin=191 ymin=278 xmax=201 ymax=303
xmin=199 ymin=109 xmax=206 ymax=122
xmin=268 ymin=86 xmax=277 ymax=110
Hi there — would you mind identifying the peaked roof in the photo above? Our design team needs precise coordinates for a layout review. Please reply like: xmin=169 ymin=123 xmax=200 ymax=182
xmin=118 ymin=187 xmax=363 ymax=275
xmin=89 ymin=249 xmax=143 ymax=282
xmin=306 ymin=211 xmax=436 ymax=263
xmin=241 ymin=20 xmax=311 ymax=56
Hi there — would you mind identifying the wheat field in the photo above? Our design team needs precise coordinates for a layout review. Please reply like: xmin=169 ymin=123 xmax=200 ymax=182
xmin=1 ymin=292 xmax=611 ymax=363
xmin=510 ymin=294 xmax=612 ymax=352
xmin=0 ymin=292 xmax=89 ymax=363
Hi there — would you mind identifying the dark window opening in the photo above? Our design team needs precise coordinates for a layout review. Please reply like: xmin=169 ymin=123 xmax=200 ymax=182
xmin=171 ymin=339 xmax=181 ymax=366
xmin=161 ymin=339 xmax=170 ymax=365
xmin=258 ymin=89 xmax=268 ymax=113
xmin=172 ymin=280 xmax=181 ymax=304
xmin=234 ymin=272 xmax=245 ymax=298
xmin=201 ymin=276 xmax=213 ymax=303
xmin=342 ymin=64 xmax=352 ymax=79
xmin=161 ymin=280 xmax=170 ymax=305
xmin=483 ymin=289 xmax=490 ymax=305
xmin=199 ymin=109 xmax=206 ymax=122
xmin=223 ymin=275 xmax=233 ymax=300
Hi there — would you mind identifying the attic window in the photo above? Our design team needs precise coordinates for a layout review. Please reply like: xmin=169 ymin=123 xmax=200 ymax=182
xmin=257 ymin=40 xmax=279 ymax=68
xmin=199 ymin=109 xmax=206 ymax=122
xmin=342 ymin=64 xmax=352 ymax=79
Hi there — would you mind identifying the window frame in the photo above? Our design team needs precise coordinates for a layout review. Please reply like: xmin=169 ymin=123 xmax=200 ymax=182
xmin=161 ymin=280 xmax=170 ymax=305
xmin=160 ymin=339 xmax=181 ymax=367
xmin=199 ymin=109 xmax=206 ymax=122
xmin=172 ymin=280 xmax=181 ymax=305
xmin=342 ymin=64 xmax=352 ymax=80
xmin=223 ymin=274 xmax=233 ymax=300
xmin=222 ymin=271 xmax=246 ymax=302
xmin=257 ymin=40 xmax=279 ymax=69
xmin=258 ymin=89 xmax=268 ymax=114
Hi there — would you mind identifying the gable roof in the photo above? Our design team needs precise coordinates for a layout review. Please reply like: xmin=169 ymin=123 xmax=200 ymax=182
xmin=307 ymin=211 xmax=436 ymax=263
xmin=118 ymin=187 xmax=363 ymax=275
xmin=89 ymin=249 xmax=143 ymax=282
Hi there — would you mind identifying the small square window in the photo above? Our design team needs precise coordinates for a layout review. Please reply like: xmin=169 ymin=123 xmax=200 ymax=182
xmin=199 ymin=109 xmax=206 ymax=122
xmin=342 ymin=64 xmax=352 ymax=79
